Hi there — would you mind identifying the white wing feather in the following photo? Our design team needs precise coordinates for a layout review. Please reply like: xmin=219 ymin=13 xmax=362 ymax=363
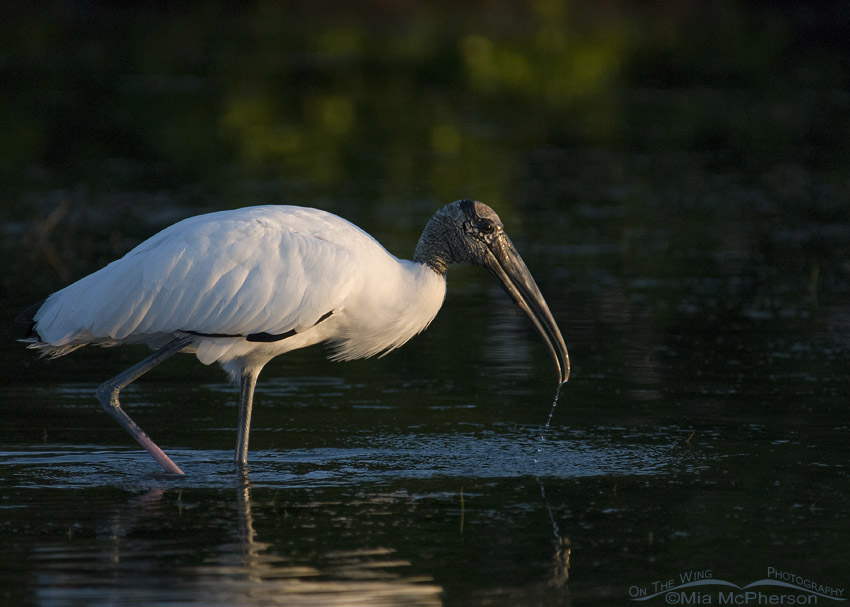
xmin=33 ymin=206 xmax=372 ymax=348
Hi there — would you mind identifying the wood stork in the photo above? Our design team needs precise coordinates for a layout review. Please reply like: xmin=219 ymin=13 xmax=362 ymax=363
xmin=21 ymin=200 xmax=569 ymax=474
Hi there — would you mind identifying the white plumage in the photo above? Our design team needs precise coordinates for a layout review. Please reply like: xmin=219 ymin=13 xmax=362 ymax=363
xmin=23 ymin=200 xmax=569 ymax=475
xmin=31 ymin=206 xmax=446 ymax=374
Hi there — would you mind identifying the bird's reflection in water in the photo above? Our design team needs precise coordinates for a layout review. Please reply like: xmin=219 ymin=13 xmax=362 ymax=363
xmin=232 ymin=471 xmax=277 ymax=582
xmin=189 ymin=471 xmax=444 ymax=606
xmin=550 ymin=536 xmax=571 ymax=589
xmin=90 ymin=475 xmax=572 ymax=606
xmin=538 ymin=480 xmax=572 ymax=602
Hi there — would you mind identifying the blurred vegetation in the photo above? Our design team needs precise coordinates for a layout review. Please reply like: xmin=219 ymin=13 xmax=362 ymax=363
xmin=2 ymin=1 xmax=847 ymax=196
xmin=1 ymin=0 xmax=848 ymax=356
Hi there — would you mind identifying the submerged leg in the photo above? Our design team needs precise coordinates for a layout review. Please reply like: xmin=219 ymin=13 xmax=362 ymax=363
xmin=234 ymin=369 xmax=259 ymax=468
xmin=96 ymin=337 xmax=192 ymax=475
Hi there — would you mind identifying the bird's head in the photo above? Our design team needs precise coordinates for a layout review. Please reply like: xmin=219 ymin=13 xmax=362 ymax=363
xmin=415 ymin=199 xmax=570 ymax=384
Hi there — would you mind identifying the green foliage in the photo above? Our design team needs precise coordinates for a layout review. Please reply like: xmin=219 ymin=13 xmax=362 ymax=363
xmin=2 ymin=1 xmax=845 ymax=201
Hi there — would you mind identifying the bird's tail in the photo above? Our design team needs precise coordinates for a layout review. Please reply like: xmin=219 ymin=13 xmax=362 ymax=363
xmin=15 ymin=300 xmax=85 ymax=358
xmin=15 ymin=300 xmax=42 ymax=340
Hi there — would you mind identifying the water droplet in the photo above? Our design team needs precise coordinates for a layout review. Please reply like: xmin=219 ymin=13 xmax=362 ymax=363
xmin=544 ymin=382 xmax=565 ymax=428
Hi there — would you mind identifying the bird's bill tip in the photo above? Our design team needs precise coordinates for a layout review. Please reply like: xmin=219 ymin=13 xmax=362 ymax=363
xmin=485 ymin=237 xmax=570 ymax=386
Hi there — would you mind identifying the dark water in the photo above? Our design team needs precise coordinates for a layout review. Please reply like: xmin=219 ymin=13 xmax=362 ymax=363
xmin=2 ymin=3 xmax=849 ymax=606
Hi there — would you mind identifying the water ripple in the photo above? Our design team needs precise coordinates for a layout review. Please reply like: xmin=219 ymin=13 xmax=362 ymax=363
xmin=1 ymin=425 xmax=704 ymax=490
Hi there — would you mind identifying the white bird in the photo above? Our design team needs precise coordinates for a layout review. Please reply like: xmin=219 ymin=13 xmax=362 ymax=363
xmin=21 ymin=200 xmax=569 ymax=474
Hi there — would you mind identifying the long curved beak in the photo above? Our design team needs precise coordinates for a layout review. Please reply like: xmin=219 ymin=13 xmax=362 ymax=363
xmin=483 ymin=234 xmax=570 ymax=384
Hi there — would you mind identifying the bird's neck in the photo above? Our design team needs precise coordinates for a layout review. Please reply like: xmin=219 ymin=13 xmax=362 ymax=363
xmin=413 ymin=212 xmax=457 ymax=275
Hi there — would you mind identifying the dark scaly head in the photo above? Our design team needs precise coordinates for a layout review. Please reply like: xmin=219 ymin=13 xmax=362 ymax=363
xmin=415 ymin=200 xmax=570 ymax=384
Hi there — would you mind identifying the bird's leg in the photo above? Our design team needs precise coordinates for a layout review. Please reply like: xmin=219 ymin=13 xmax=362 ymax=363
xmin=234 ymin=369 xmax=259 ymax=468
xmin=96 ymin=337 xmax=192 ymax=475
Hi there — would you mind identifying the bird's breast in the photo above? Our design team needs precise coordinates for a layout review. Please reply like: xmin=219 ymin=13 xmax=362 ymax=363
xmin=327 ymin=260 xmax=447 ymax=361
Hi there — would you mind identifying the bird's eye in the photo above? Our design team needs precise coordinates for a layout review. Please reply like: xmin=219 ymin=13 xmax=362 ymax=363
xmin=479 ymin=219 xmax=495 ymax=234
